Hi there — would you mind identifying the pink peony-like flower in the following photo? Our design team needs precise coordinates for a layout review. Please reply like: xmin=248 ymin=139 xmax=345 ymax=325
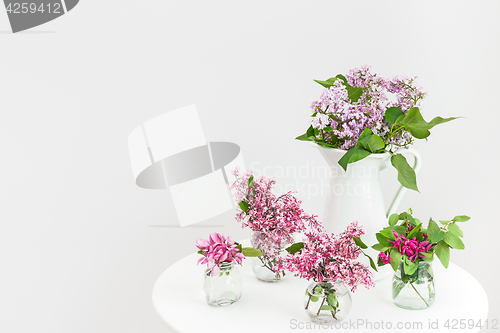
xmin=196 ymin=232 xmax=245 ymax=276
xmin=387 ymin=231 xmax=433 ymax=263
xmin=378 ymin=252 xmax=392 ymax=264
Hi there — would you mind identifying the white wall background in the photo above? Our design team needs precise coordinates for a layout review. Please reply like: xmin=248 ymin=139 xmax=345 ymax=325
xmin=0 ymin=1 xmax=498 ymax=332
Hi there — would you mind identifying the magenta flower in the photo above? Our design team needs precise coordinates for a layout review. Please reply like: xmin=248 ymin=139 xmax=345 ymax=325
xmin=378 ymin=252 xmax=392 ymax=264
xmin=387 ymin=231 xmax=434 ymax=263
xmin=196 ymin=233 xmax=245 ymax=276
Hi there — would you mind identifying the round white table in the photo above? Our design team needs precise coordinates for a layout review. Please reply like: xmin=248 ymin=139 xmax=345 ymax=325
xmin=153 ymin=245 xmax=488 ymax=333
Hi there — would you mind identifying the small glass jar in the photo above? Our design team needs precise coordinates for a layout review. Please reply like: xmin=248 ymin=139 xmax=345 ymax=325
xmin=304 ymin=280 xmax=352 ymax=324
xmin=392 ymin=260 xmax=435 ymax=310
xmin=203 ymin=262 xmax=242 ymax=306
xmin=250 ymin=231 xmax=289 ymax=282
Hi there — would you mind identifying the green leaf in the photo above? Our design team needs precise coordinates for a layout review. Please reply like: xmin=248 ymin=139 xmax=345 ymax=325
xmin=380 ymin=227 xmax=397 ymax=240
xmin=396 ymin=107 xmax=459 ymax=140
xmin=435 ymin=240 xmax=450 ymax=268
xmin=395 ymin=107 xmax=431 ymax=139
xmin=248 ymin=175 xmax=254 ymax=188
xmin=427 ymin=218 xmax=440 ymax=238
xmin=320 ymin=305 xmax=335 ymax=311
xmin=323 ymin=126 xmax=334 ymax=132
xmin=404 ymin=257 xmax=419 ymax=275
xmin=453 ymin=215 xmax=471 ymax=222
xmin=393 ymin=225 xmax=407 ymax=234
xmin=439 ymin=220 xmax=450 ymax=225
xmin=310 ymin=296 xmax=319 ymax=302
xmin=355 ymin=128 xmax=374 ymax=149
xmin=430 ymin=230 xmax=445 ymax=243
xmin=363 ymin=252 xmax=378 ymax=272
xmin=238 ymin=201 xmax=249 ymax=213
xmin=388 ymin=213 xmax=399 ymax=226
xmin=346 ymin=85 xmax=364 ymax=103
xmin=443 ymin=233 xmax=465 ymax=250
xmin=372 ymin=244 xmax=390 ymax=252
xmin=197 ymin=250 xmax=204 ymax=255
xmin=307 ymin=125 xmax=316 ymax=138
xmin=314 ymin=77 xmax=339 ymax=89
xmin=375 ymin=232 xmax=390 ymax=247
xmin=338 ymin=147 xmax=372 ymax=171
xmin=428 ymin=116 xmax=460 ymax=129
xmin=390 ymin=248 xmax=402 ymax=271
xmin=393 ymin=280 xmax=405 ymax=298
xmin=327 ymin=293 xmax=338 ymax=307
xmin=447 ymin=223 xmax=463 ymax=238
xmin=285 ymin=242 xmax=304 ymax=255
xmin=295 ymin=133 xmax=312 ymax=141
xmin=407 ymin=223 xmax=422 ymax=240
xmin=421 ymin=251 xmax=434 ymax=261
xmin=385 ymin=107 xmax=404 ymax=124
xmin=353 ymin=236 xmax=368 ymax=249
xmin=241 ymin=247 xmax=263 ymax=257
xmin=366 ymin=134 xmax=386 ymax=153
xmin=391 ymin=154 xmax=419 ymax=192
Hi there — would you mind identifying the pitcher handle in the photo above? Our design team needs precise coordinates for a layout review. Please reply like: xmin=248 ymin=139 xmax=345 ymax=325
xmin=385 ymin=148 xmax=422 ymax=218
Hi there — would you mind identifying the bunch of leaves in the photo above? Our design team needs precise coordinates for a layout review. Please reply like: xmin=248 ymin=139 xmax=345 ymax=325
xmin=304 ymin=281 xmax=341 ymax=320
xmin=372 ymin=209 xmax=470 ymax=273
xmin=296 ymin=75 xmax=459 ymax=192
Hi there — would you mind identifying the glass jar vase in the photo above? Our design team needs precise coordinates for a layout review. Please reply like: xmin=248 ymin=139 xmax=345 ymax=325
xmin=250 ymin=231 xmax=289 ymax=282
xmin=203 ymin=262 xmax=242 ymax=306
xmin=392 ymin=260 xmax=435 ymax=310
xmin=304 ymin=280 xmax=352 ymax=324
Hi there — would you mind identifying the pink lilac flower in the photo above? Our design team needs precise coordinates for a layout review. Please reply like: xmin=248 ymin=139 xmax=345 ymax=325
xmin=230 ymin=168 xmax=323 ymax=256
xmin=283 ymin=222 xmax=375 ymax=292
xmin=387 ymin=230 xmax=433 ymax=262
xmin=196 ymin=232 xmax=245 ymax=276
xmin=309 ymin=66 xmax=426 ymax=150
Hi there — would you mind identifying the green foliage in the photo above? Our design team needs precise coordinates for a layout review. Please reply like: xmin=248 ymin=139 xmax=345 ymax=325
xmin=353 ymin=236 xmax=368 ymax=249
xmin=242 ymin=247 xmax=263 ymax=257
xmin=388 ymin=213 xmax=399 ymax=226
xmin=434 ymin=241 xmax=450 ymax=268
xmin=238 ymin=201 xmax=249 ymax=213
xmin=443 ymin=233 xmax=465 ymax=250
xmin=338 ymin=147 xmax=371 ymax=171
xmin=453 ymin=215 xmax=471 ymax=222
xmin=391 ymin=154 xmax=419 ymax=192
xmin=285 ymin=242 xmax=304 ymax=255
xmin=404 ymin=256 xmax=419 ymax=275
xmin=447 ymin=223 xmax=463 ymax=238
xmin=390 ymin=248 xmax=402 ymax=271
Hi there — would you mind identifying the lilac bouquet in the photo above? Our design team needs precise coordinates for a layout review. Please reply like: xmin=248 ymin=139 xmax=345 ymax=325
xmin=296 ymin=66 xmax=458 ymax=192
xmin=230 ymin=168 xmax=323 ymax=278
xmin=196 ymin=232 xmax=262 ymax=276
xmin=283 ymin=222 xmax=375 ymax=320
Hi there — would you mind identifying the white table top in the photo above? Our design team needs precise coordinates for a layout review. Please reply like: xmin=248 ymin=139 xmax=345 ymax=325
xmin=153 ymin=243 xmax=488 ymax=333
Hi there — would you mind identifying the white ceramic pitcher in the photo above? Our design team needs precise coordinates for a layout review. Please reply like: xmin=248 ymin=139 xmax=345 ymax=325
xmin=316 ymin=145 xmax=422 ymax=279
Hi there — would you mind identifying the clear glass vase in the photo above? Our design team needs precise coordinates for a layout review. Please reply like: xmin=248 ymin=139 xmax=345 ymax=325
xmin=392 ymin=260 xmax=435 ymax=310
xmin=304 ymin=280 xmax=352 ymax=324
xmin=203 ymin=262 xmax=242 ymax=306
xmin=250 ymin=231 xmax=289 ymax=282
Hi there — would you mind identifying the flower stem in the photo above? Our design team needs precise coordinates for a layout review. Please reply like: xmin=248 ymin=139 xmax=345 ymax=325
xmin=305 ymin=294 xmax=311 ymax=310
xmin=316 ymin=298 xmax=325 ymax=316
xmin=410 ymin=282 xmax=429 ymax=307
